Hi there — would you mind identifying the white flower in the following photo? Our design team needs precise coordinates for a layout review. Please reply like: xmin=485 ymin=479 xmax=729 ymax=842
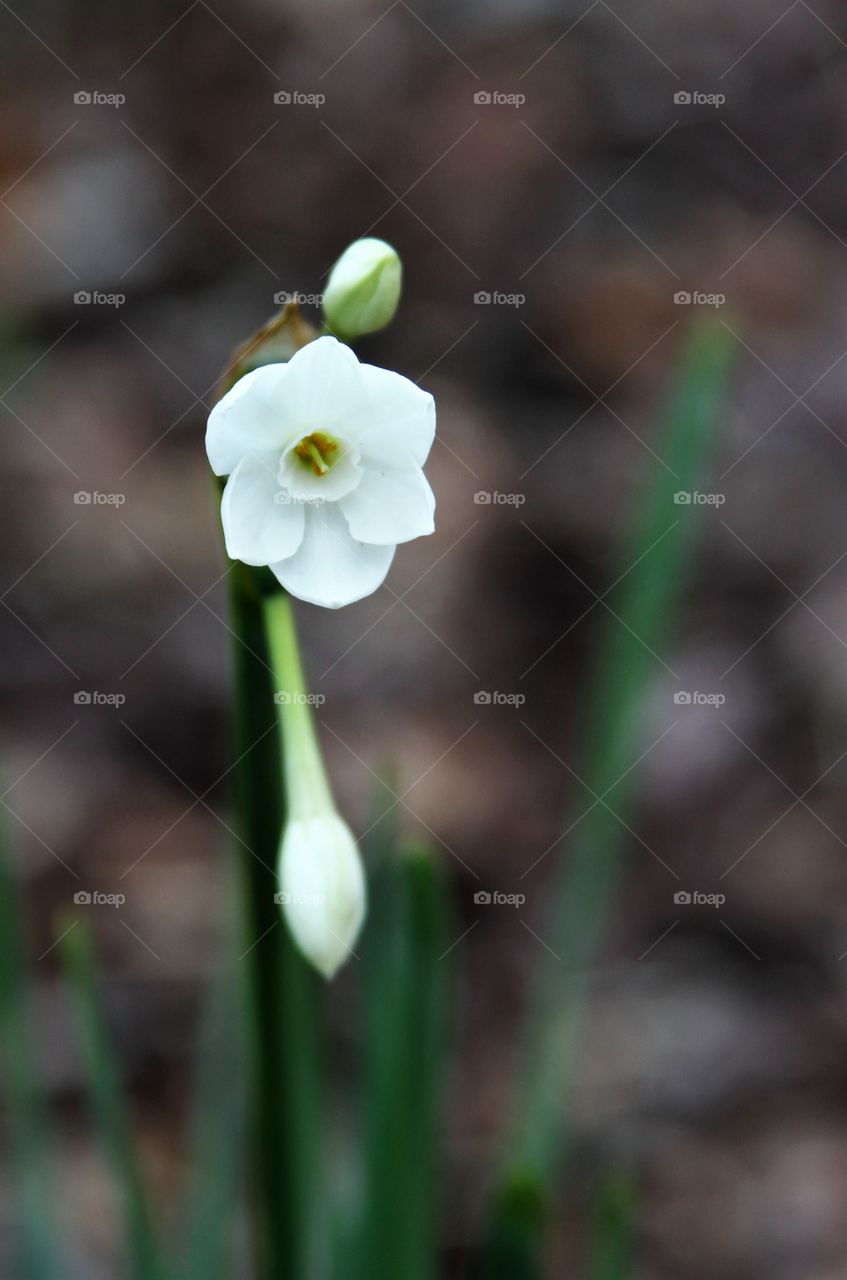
xmin=323 ymin=237 xmax=402 ymax=338
xmin=206 ymin=336 xmax=436 ymax=608
xmin=279 ymin=812 xmax=366 ymax=979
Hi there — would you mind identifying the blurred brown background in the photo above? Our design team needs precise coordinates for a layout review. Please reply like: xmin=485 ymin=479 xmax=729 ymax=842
xmin=1 ymin=0 xmax=847 ymax=1275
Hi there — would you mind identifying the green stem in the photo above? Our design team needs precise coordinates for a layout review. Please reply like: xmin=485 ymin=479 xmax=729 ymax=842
xmin=356 ymin=845 xmax=450 ymax=1280
xmin=263 ymin=593 xmax=334 ymax=820
xmin=228 ymin=567 xmax=321 ymax=1280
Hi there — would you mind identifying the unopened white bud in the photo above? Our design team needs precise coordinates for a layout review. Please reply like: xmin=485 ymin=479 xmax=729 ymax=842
xmin=267 ymin=594 xmax=368 ymax=978
xmin=278 ymin=812 xmax=366 ymax=978
xmin=323 ymin=237 xmax=402 ymax=339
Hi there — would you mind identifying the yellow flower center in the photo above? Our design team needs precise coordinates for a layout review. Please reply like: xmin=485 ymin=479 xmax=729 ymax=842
xmin=292 ymin=431 xmax=338 ymax=477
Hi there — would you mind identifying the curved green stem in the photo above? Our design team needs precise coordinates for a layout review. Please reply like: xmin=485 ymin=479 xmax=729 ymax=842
xmin=263 ymin=593 xmax=334 ymax=821
xmin=228 ymin=568 xmax=322 ymax=1280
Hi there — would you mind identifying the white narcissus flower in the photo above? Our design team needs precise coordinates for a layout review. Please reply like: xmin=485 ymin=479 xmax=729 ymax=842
xmin=206 ymin=335 xmax=436 ymax=609
xmin=279 ymin=812 xmax=366 ymax=979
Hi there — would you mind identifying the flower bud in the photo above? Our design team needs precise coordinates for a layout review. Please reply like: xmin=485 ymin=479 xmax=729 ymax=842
xmin=278 ymin=813 xmax=366 ymax=978
xmin=323 ymin=237 xmax=402 ymax=339
xmin=266 ymin=594 xmax=367 ymax=978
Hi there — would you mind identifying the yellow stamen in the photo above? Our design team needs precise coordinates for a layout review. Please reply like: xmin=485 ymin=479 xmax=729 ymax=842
xmin=293 ymin=432 xmax=338 ymax=477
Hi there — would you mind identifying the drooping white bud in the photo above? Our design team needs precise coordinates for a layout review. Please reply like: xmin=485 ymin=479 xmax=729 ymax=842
xmin=323 ymin=238 xmax=402 ymax=339
xmin=267 ymin=594 xmax=367 ymax=978
xmin=278 ymin=812 xmax=366 ymax=979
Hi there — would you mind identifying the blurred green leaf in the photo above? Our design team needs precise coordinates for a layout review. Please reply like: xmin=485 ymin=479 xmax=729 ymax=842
xmin=327 ymin=770 xmax=400 ymax=1273
xmin=353 ymin=843 xmax=450 ymax=1280
xmin=179 ymin=963 xmax=243 ymax=1280
xmin=587 ymin=1174 xmax=636 ymax=1280
xmin=0 ymin=838 xmax=61 ymax=1280
xmin=479 ymin=1169 xmax=546 ymax=1280
xmin=60 ymin=922 xmax=163 ymax=1280
xmin=482 ymin=319 xmax=737 ymax=1270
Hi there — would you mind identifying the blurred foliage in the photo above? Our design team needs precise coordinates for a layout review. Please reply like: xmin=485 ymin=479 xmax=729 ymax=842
xmin=0 ymin=318 xmax=737 ymax=1280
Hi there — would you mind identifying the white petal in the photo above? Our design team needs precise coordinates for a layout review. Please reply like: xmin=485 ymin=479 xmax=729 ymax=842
xmin=270 ymin=503 xmax=394 ymax=608
xmin=343 ymin=363 xmax=435 ymax=468
xmin=221 ymin=454 xmax=305 ymax=566
xmin=279 ymin=813 xmax=366 ymax=979
xmin=277 ymin=335 xmax=365 ymax=428
xmin=340 ymin=463 xmax=435 ymax=545
xmin=206 ymin=364 xmax=291 ymax=476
